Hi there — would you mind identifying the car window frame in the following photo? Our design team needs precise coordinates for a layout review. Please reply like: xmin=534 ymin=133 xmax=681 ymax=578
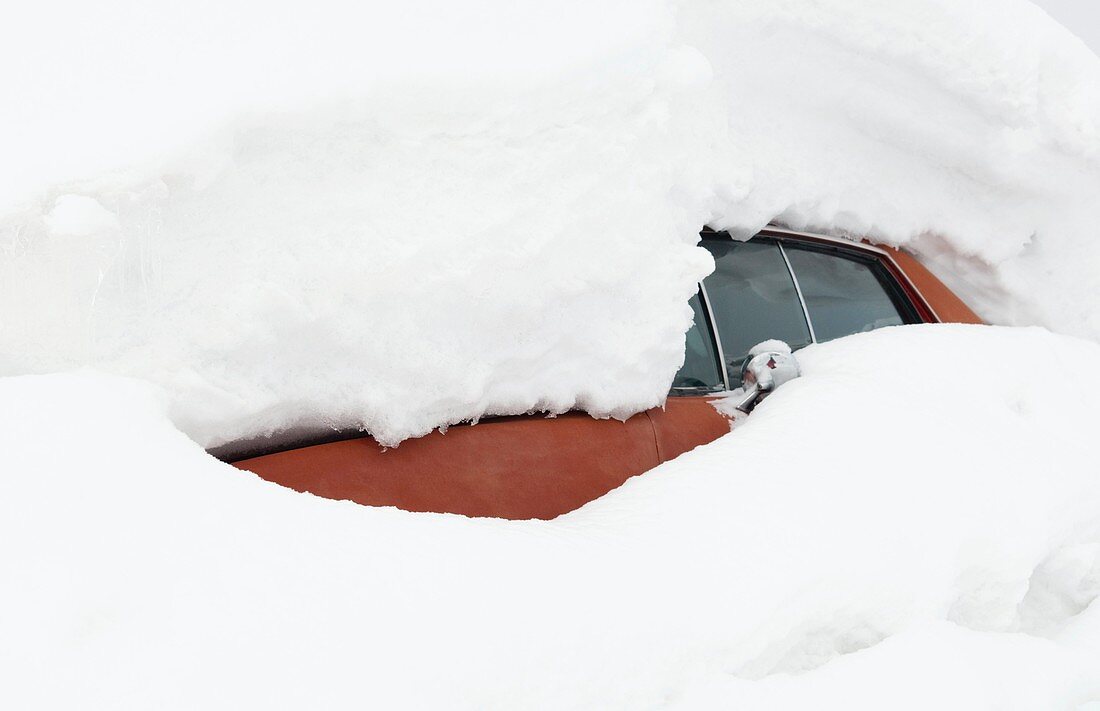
xmin=669 ymin=286 xmax=730 ymax=395
xmin=676 ymin=229 xmax=929 ymax=395
xmin=777 ymin=238 xmax=924 ymax=339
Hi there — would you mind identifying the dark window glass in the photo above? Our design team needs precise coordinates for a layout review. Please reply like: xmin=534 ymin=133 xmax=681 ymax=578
xmin=671 ymin=290 xmax=723 ymax=392
xmin=701 ymin=239 xmax=812 ymax=386
xmin=784 ymin=246 xmax=904 ymax=343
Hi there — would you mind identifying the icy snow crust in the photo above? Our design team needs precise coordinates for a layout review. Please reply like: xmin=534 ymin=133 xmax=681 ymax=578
xmin=2 ymin=0 xmax=1100 ymax=447
xmin=3 ymin=326 xmax=1100 ymax=709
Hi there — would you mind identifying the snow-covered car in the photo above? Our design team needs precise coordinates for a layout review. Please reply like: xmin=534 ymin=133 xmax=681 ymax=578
xmin=219 ymin=226 xmax=981 ymax=519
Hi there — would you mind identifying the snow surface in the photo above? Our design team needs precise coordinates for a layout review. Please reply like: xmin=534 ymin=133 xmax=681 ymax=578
xmin=1032 ymin=0 xmax=1100 ymax=56
xmin=4 ymin=3 xmax=1100 ymax=707
xmin=3 ymin=325 xmax=1100 ymax=709
xmin=3 ymin=0 xmax=1100 ymax=447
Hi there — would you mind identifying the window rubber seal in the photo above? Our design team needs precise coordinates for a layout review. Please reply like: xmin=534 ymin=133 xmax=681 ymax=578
xmin=777 ymin=241 xmax=818 ymax=344
xmin=697 ymin=280 xmax=731 ymax=391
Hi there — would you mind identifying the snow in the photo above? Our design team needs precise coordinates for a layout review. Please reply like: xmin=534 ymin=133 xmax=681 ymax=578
xmin=3 ymin=0 xmax=1100 ymax=448
xmin=43 ymin=195 xmax=121 ymax=238
xmin=676 ymin=621 xmax=1100 ymax=710
xmin=2 ymin=325 xmax=1100 ymax=709
xmin=1031 ymin=0 xmax=1100 ymax=56
xmin=3 ymin=2 xmax=1100 ymax=704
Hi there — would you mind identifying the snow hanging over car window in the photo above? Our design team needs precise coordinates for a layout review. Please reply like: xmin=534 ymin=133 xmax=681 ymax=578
xmin=2 ymin=0 xmax=1099 ymax=447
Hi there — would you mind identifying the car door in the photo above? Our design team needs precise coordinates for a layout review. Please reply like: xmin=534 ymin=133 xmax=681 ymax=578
xmin=232 ymin=228 xmax=975 ymax=519
xmin=650 ymin=230 xmax=930 ymax=461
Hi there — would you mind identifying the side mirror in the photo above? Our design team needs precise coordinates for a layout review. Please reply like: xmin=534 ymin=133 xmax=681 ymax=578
xmin=734 ymin=340 xmax=801 ymax=414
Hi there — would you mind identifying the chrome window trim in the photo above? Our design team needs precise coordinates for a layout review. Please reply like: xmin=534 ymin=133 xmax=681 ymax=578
xmin=697 ymin=280 xmax=731 ymax=391
xmin=777 ymin=241 xmax=818 ymax=344
xmin=759 ymin=225 xmax=894 ymax=255
xmin=758 ymin=225 xmax=942 ymax=323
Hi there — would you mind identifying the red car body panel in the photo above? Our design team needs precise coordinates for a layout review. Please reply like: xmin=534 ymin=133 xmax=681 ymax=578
xmin=235 ymin=411 xmax=661 ymax=520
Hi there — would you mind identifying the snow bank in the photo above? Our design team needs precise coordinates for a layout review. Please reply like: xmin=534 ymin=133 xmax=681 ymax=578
xmin=2 ymin=0 xmax=1099 ymax=447
xmin=3 ymin=325 xmax=1100 ymax=709
xmin=693 ymin=0 xmax=1100 ymax=340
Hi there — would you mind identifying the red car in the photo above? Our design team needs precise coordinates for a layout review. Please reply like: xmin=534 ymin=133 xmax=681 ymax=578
xmin=218 ymin=227 xmax=980 ymax=519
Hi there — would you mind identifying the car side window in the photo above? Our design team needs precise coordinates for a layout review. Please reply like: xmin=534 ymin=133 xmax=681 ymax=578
xmin=701 ymin=239 xmax=812 ymax=386
xmin=783 ymin=245 xmax=906 ymax=343
xmin=671 ymin=290 xmax=724 ymax=392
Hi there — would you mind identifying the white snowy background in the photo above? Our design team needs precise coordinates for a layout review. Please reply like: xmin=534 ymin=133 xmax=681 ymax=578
xmin=1033 ymin=0 xmax=1100 ymax=55
xmin=2 ymin=1 xmax=1100 ymax=708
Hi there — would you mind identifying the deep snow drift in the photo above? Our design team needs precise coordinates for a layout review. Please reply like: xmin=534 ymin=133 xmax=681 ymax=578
xmin=3 ymin=326 xmax=1100 ymax=709
xmin=2 ymin=0 xmax=1099 ymax=447
xmin=5 ymin=3 xmax=1100 ymax=707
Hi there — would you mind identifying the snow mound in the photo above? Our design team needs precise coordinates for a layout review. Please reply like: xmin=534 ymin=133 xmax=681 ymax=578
xmin=2 ymin=0 xmax=1099 ymax=447
xmin=3 ymin=325 xmax=1100 ymax=709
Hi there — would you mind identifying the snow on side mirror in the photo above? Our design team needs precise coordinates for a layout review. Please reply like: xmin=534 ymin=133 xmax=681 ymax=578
xmin=734 ymin=340 xmax=801 ymax=414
